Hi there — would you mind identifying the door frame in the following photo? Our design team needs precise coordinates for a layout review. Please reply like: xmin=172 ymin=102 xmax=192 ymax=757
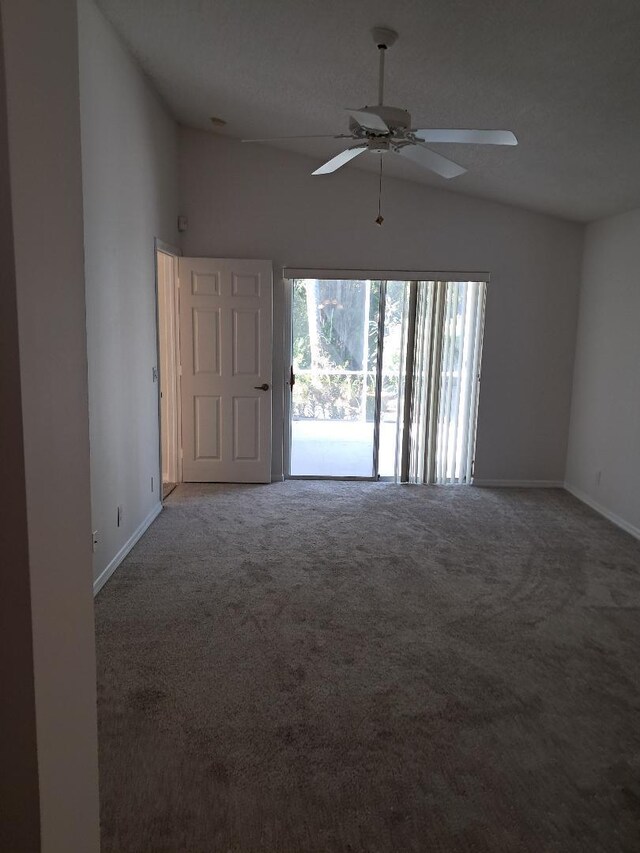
xmin=154 ymin=238 xmax=182 ymax=500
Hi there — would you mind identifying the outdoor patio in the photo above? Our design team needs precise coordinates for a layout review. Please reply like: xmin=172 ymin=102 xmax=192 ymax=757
xmin=290 ymin=419 xmax=398 ymax=477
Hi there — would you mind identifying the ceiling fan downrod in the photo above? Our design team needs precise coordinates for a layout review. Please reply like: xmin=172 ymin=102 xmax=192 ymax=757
xmin=377 ymin=44 xmax=386 ymax=105
xmin=372 ymin=27 xmax=398 ymax=107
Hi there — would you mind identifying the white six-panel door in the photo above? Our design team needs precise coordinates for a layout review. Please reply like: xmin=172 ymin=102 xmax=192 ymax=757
xmin=178 ymin=258 xmax=273 ymax=483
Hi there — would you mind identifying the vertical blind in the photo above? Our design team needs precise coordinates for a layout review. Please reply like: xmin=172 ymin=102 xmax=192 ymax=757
xmin=433 ymin=281 xmax=486 ymax=484
xmin=397 ymin=280 xmax=486 ymax=485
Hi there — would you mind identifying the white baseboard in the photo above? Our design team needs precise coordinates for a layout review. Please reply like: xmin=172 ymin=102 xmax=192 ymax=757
xmin=564 ymin=483 xmax=640 ymax=541
xmin=472 ymin=479 xmax=564 ymax=488
xmin=93 ymin=502 xmax=163 ymax=595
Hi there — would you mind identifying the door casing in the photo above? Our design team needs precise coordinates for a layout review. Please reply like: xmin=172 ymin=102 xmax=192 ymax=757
xmin=154 ymin=239 xmax=183 ymax=497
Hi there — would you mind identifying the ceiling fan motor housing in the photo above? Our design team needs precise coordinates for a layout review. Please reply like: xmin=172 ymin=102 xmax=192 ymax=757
xmin=368 ymin=138 xmax=391 ymax=154
xmin=351 ymin=105 xmax=412 ymax=138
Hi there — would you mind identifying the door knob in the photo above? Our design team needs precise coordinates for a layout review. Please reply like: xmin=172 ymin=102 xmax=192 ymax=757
xmin=254 ymin=383 xmax=270 ymax=391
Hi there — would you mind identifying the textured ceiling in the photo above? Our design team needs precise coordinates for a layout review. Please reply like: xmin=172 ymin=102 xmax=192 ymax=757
xmin=96 ymin=0 xmax=640 ymax=222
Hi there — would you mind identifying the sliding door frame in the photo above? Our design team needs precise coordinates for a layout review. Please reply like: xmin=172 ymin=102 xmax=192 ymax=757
xmin=283 ymin=268 xmax=490 ymax=482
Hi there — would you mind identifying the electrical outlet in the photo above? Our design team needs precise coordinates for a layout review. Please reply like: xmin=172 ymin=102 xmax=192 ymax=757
xmin=117 ymin=505 xmax=123 ymax=527
xmin=92 ymin=530 xmax=99 ymax=553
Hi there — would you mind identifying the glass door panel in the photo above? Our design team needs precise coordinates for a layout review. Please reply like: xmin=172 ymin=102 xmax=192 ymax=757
xmin=290 ymin=279 xmax=380 ymax=477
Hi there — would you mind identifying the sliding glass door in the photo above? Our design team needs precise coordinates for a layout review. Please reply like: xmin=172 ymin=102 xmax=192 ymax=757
xmin=288 ymin=276 xmax=486 ymax=482
xmin=290 ymin=278 xmax=392 ymax=477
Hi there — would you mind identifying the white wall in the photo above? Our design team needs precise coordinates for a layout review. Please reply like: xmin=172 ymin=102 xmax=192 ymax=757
xmin=1 ymin=0 xmax=100 ymax=848
xmin=566 ymin=207 xmax=640 ymax=536
xmin=179 ymin=130 xmax=584 ymax=482
xmin=78 ymin=0 xmax=179 ymax=586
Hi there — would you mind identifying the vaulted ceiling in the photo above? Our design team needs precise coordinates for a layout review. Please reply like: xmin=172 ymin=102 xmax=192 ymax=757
xmin=97 ymin=0 xmax=640 ymax=222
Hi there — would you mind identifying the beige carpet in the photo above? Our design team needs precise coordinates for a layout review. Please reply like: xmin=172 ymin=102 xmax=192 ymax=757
xmin=96 ymin=483 xmax=640 ymax=852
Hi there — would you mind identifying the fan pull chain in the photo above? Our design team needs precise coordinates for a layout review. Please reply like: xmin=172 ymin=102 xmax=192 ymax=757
xmin=375 ymin=155 xmax=384 ymax=226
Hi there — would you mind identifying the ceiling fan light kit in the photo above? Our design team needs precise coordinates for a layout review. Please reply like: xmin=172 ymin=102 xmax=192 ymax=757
xmin=242 ymin=26 xmax=518 ymax=223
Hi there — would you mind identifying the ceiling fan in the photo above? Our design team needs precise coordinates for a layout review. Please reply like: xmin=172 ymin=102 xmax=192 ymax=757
xmin=242 ymin=27 xmax=518 ymax=181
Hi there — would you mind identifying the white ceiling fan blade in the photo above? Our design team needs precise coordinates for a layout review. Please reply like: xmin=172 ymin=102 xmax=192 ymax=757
xmin=312 ymin=145 xmax=368 ymax=175
xmin=412 ymin=129 xmax=518 ymax=146
xmin=394 ymin=143 xmax=466 ymax=179
xmin=242 ymin=133 xmax=353 ymax=143
xmin=346 ymin=109 xmax=389 ymax=133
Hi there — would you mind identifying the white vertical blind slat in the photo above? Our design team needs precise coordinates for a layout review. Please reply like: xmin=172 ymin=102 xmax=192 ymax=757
xmin=449 ymin=282 xmax=462 ymax=480
xmin=408 ymin=282 xmax=431 ymax=484
xmin=435 ymin=283 xmax=449 ymax=482
xmin=410 ymin=287 xmax=422 ymax=483
xmin=449 ymin=283 xmax=467 ymax=482
xmin=465 ymin=284 xmax=486 ymax=482
xmin=456 ymin=284 xmax=478 ymax=483
xmin=393 ymin=287 xmax=410 ymax=482
xmin=439 ymin=282 xmax=458 ymax=481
